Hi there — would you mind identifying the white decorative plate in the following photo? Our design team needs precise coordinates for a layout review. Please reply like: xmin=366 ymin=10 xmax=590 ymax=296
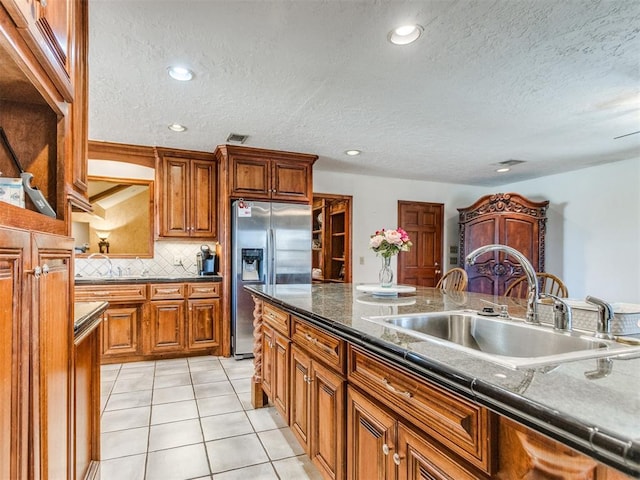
xmin=355 ymin=284 xmax=417 ymax=297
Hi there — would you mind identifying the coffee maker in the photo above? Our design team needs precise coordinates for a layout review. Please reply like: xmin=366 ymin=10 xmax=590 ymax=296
xmin=197 ymin=244 xmax=216 ymax=276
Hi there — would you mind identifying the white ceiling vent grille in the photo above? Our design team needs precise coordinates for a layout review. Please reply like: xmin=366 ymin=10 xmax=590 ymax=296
xmin=226 ymin=133 xmax=248 ymax=144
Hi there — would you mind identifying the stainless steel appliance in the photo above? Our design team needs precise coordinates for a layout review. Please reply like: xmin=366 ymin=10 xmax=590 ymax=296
xmin=231 ymin=200 xmax=312 ymax=358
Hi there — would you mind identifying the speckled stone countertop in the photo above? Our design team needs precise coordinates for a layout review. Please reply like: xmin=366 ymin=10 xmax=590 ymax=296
xmin=246 ymin=283 xmax=640 ymax=477
xmin=75 ymin=275 xmax=222 ymax=285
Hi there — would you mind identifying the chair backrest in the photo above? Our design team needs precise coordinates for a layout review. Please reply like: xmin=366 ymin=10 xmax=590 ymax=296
xmin=503 ymin=272 xmax=568 ymax=298
xmin=435 ymin=268 xmax=468 ymax=292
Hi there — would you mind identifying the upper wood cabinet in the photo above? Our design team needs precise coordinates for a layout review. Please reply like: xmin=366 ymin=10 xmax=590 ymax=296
xmin=2 ymin=0 xmax=74 ymax=101
xmin=312 ymin=194 xmax=352 ymax=283
xmin=215 ymin=145 xmax=317 ymax=203
xmin=458 ymin=193 xmax=548 ymax=296
xmin=156 ymin=147 xmax=218 ymax=239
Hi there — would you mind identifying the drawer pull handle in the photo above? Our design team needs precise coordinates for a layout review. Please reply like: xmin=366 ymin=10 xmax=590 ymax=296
xmin=303 ymin=374 xmax=313 ymax=384
xmin=382 ymin=443 xmax=392 ymax=455
xmin=393 ymin=453 xmax=403 ymax=466
xmin=303 ymin=333 xmax=334 ymax=355
xmin=93 ymin=291 xmax=110 ymax=296
xmin=382 ymin=378 xmax=412 ymax=399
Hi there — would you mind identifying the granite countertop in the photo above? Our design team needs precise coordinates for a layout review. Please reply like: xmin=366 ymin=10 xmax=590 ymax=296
xmin=246 ymin=283 xmax=640 ymax=477
xmin=74 ymin=301 xmax=108 ymax=342
xmin=75 ymin=274 xmax=222 ymax=285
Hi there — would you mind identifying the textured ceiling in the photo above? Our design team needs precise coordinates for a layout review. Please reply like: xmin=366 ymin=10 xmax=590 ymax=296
xmin=88 ymin=0 xmax=640 ymax=186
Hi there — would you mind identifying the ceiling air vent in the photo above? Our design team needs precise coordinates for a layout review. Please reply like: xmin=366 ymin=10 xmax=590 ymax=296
xmin=226 ymin=133 xmax=248 ymax=144
xmin=497 ymin=159 xmax=526 ymax=167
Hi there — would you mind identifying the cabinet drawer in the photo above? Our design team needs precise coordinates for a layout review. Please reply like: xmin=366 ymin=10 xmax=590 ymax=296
xmin=187 ymin=282 xmax=220 ymax=298
xmin=75 ymin=284 xmax=147 ymax=302
xmin=292 ymin=317 xmax=345 ymax=373
xmin=149 ymin=283 xmax=186 ymax=300
xmin=347 ymin=346 xmax=496 ymax=474
xmin=263 ymin=303 xmax=289 ymax=336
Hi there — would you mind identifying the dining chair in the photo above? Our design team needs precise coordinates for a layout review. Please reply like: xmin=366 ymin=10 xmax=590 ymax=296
xmin=503 ymin=272 xmax=568 ymax=298
xmin=435 ymin=268 xmax=468 ymax=292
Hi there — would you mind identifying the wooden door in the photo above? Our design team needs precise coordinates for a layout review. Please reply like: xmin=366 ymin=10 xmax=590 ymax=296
xmin=273 ymin=331 xmax=290 ymax=421
xmin=160 ymin=156 xmax=190 ymax=237
xmin=148 ymin=300 xmax=185 ymax=353
xmin=261 ymin=324 xmax=275 ymax=399
xmin=31 ymin=232 xmax=73 ymax=480
xmin=272 ymin=159 xmax=312 ymax=202
xmin=102 ymin=306 xmax=141 ymax=357
xmin=187 ymin=298 xmax=220 ymax=349
xmin=290 ymin=345 xmax=311 ymax=452
xmin=396 ymin=423 xmax=482 ymax=480
xmin=310 ymin=360 xmax=345 ymax=480
xmin=347 ymin=386 xmax=395 ymax=480
xmin=397 ymin=201 xmax=444 ymax=287
xmin=190 ymin=159 xmax=217 ymax=238
xmin=0 ymin=227 xmax=29 ymax=480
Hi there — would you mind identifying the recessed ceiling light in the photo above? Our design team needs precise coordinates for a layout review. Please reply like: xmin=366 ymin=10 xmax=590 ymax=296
xmin=168 ymin=123 xmax=187 ymax=132
xmin=167 ymin=66 xmax=193 ymax=81
xmin=388 ymin=24 xmax=424 ymax=45
xmin=496 ymin=167 xmax=510 ymax=173
xmin=345 ymin=150 xmax=361 ymax=156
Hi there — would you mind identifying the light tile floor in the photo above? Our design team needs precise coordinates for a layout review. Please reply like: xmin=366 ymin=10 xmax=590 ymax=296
xmin=100 ymin=356 xmax=323 ymax=480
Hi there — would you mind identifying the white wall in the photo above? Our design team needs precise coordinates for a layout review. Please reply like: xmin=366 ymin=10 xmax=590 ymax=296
xmin=315 ymin=158 xmax=640 ymax=303
xmin=498 ymin=158 xmax=640 ymax=303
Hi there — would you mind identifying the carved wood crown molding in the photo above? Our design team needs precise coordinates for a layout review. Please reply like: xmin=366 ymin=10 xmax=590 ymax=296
xmin=458 ymin=193 xmax=549 ymax=223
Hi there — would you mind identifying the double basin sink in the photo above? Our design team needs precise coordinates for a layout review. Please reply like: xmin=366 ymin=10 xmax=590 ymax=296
xmin=362 ymin=310 xmax=640 ymax=369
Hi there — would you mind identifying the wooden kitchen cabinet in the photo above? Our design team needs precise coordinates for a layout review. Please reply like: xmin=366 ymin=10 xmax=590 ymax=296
xmin=31 ymin=232 xmax=75 ymax=480
xmin=458 ymin=193 xmax=548 ymax=296
xmin=216 ymin=144 xmax=317 ymax=203
xmin=347 ymin=386 xmax=481 ymax=480
xmin=262 ymin=323 xmax=290 ymax=419
xmin=186 ymin=282 xmax=221 ymax=350
xmin=1 ymin=0 xmax=74 ymax=101
xmin=156 ymin=148 xmax=218 ymax=238
xmin=75 ymin=281 xmax=222 ymax=363
xmin=102 ymin=305 xmax=143 ymax=357
xmin=312 ymin=194 xmax=352 ymax=283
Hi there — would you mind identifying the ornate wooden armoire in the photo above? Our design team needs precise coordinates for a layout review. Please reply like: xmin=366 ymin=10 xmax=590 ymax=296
xmin=458 ymin=193 xmax=549 ymax=296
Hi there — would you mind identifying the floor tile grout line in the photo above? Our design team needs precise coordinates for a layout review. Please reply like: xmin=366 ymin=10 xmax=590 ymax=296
xmin=190 ymin=358 xmax=215 ymax=477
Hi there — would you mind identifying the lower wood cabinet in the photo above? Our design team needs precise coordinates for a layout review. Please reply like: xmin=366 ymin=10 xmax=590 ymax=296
xmin=290 ymin=344 xmax=345 ymax=480
xmin=262 ymin=322 xmax=290 ymax=420
xmin=75 ymin=281 xmax=221 ymax=363
xmin=347 ymin=386 xmax=482 ymax=480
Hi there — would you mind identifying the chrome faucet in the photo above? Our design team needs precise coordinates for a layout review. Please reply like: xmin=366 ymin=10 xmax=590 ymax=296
xmin=540 ymin=293 xmax=572 ymax=331
xmin=466 ymin=244 xmax=540 ymax=325
xmin=87 ymin=252 xmax=113 ymax=277
xmin=135 ymin=256 xmax=149 ymax=277
xmin=585 ymin=295 xmax=614 ymax=340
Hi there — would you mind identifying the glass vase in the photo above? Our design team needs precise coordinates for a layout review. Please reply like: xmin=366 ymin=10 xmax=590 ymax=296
xmin=379 ymin=256 xmax=393 ymax=287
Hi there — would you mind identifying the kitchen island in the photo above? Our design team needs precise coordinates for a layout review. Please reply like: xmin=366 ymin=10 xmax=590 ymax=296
xmin=247 ymin=283 xmax=639 ymax=479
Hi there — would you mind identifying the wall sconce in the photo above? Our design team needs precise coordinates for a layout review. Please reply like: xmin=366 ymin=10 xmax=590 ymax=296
xmin=96 ymin=231 xmax=110 ymax=254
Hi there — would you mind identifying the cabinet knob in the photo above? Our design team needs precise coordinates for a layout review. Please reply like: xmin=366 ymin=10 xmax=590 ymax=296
xmin=392 ymin=453 xmax=403 ymax=466
xmin=38 ymin=0 xmax=48 ymax=7
xmin=382 ymin=443 xmax=392 ymax=455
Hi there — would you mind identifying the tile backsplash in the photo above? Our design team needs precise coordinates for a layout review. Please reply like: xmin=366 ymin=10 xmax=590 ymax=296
xmin=75 ymin=241 xmax=217 ymax=278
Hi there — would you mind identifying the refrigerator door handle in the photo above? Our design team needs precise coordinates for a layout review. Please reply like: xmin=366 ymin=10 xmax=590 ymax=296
xmin=269 ymin=228 xmax=276 ymax=285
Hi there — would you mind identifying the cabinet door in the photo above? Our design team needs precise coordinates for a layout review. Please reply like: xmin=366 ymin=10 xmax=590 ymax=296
xmin=159 ymin=156 xmax=190 ymax=237
xmin=271 ymin=159 xmax=312 ymax=202
xmin=396 ymin=422 xmax=481 ymax=480
xmin=272 ymin=331 xmax=290 ymax=421
xmin=148 ymin=300 xmax=185 ymax=353
xmin=261 ymin=324 xmax=275 ymax=399
xmin=230 ymin=155 xmax=271 ymax=199
xmin=3 ymin=0 xmax=73 ymax=100
xmin=102 ymin=306 xmax=141 ymax=357
xmin=0 ymin=227 xmax=29 ymax=480
xmin=187 ymin=297 xmax=220 ymax=349
xmin=290 ymin=345 xmax=311 ymax=452
xmin=311 ymin=360 xmax=345 ymax=480
xmin=31 ymin=232 xmax=73 ymax=480
xmin=347 ymin=386 xmax=395 ymax=480
xmin=191 ymin=159 xmax=217 ymax=238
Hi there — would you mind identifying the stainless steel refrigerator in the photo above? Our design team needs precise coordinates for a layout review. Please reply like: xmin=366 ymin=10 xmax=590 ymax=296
xmin=231 ymin=200 xmax=312 ymax=358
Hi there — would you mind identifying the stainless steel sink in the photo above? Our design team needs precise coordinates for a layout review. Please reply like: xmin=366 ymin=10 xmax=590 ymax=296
xmin=362 ymin=310 xmax=640 ymax=369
